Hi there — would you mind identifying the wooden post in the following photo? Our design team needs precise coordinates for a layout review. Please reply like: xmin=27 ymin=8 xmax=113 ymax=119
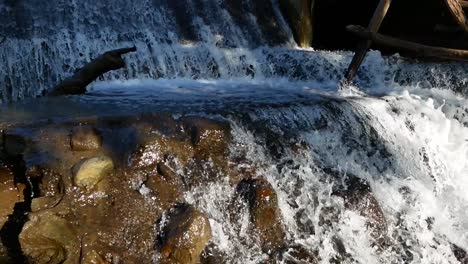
xmin=444 ymin=0 xmax=468 ymax=32
xmin=347 ymin=24 xmax=468 ymax=61
xmin=343 ymin=0 xmax=392 ymax=84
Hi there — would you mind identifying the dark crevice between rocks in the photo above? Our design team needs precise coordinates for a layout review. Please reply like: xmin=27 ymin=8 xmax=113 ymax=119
xmin=0 ymin=151 xmax=31 ymax=263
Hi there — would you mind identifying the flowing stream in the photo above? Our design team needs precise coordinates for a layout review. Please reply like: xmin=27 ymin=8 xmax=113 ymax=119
xmin=1 ymin=0 xmax=468 ymax=263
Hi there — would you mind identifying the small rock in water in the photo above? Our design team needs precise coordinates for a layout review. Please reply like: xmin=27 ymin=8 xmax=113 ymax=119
xmin=70 ymin=126 xmax=103 ymax=151
xmin=0 ymin=164 xmax=25 ymax=228
xmin=181 ymin=116 xmax=231 ymax=162
xmin=451 ymin=243 xmax=468 ymax=264
xmin=282 ymin=245 xmax=319 ymax=264
xmin=158 ymin=203 xmax=212 ymax=264
xmin=19 ymin=212 xmax=80 ymax=264
xmin=333 ymin=176 xmax=388 ymax=247
xmin=26 ymin=166 xmax=64 ymax=197
xmin=144 ymin=163 xmax=183 ymax=209
xmin=82 ymin=250 xmax=110 ymax=264
xmin=236 ymin=178 xmax=285 ymax=254
xmin=72 ymin=156 xmax=114 ymax=189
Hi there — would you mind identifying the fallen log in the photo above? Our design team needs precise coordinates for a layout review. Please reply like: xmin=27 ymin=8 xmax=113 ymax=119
xmin=347 ymin=24 xmax=468 ymax=61
xmin=343 ymin=0 xmax=392 ymax=84
xmin=48 ymin=47 xmax=137 ymax=96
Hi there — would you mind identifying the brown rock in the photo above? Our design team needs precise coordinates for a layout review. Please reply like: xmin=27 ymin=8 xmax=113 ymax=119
xmin=72 ymin=156 xmax=114 ymax=189
xmin=26 ymin=166 xmax=63 ymax=197
xmin=236 ymin=178 xmax=285 ymax=253
xmin=82 ymin=250 xmax=110 ymax=264
xmin=159 ymin=204 xmax=212 ymax=264
xmin=200 ymin=243 xmax=226 ymax=264
xmin=181 ymin=116 xmax=231 ymax=163
xmin=0 ymin=241 xmax=11 ymax=263
xmin=0 ymin=164 xmax=25 ymax=228
xmin=334 ymin=177 xmax=388 ymax=247
xmin=283 ymin=245 xmax=319 ymax=264
xmin=144 ymin=163 xmax=184 ymax=210
xmin=19 ymin=212 xmax=80 ymax=264
xmin=70 ymin=126 xmax=102 ymax=151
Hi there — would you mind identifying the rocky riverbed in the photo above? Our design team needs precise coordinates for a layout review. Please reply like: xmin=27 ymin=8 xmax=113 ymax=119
xmin=0 ymin=110 xmax=393 ymax=263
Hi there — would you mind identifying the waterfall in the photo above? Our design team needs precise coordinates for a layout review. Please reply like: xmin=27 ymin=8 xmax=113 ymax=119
xmin=1 ymin=1 xmax=468 ymax=263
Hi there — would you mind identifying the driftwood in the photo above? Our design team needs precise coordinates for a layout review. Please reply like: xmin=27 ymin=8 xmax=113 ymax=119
xmin=343 ymin=0 xmax=392 ymax=83
xmin=444 ymin=0 xmax=468 ymax=32
xmin=347 ymin=25 xmax=468 ymax=61
xmin=49 ymin=47 xmax=137 ymax=96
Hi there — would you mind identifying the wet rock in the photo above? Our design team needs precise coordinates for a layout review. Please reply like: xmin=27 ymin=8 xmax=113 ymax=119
xmin=70 ymin=126 xmax=102 ymax=151
xmin=0 ymin=164 xmax=25 ymax=228
xmin=82 ymin=250 xmax=110 ymax=264
xmin=0 ymin=242 xmax=10 ymax=263
xmin=19 ymin=212 xmax=80 ymax=264
xmin=72 ymin=156 xmax=114 ymax=189
xmin=181 ymin=116 xmax=231 ymax=163
xmin=279 ymin=0 xmax=314 ymax=47
xmin=144 ymin=163 xmax=184 ymax=210
xmin=334 ymin=177 xmax=388 ymax=247
xmin=30 ymin=196 xmax=63 ymax=213
xmin=451 ymin=243 xmax=468 ymax=264
xmin=26 ymin=166 xmax=63 ymax=197
xmin=131 ymin=136 xmax=194 ymax=169
xmin=200 ymin=243 xmax=227 ymax=264
xmin=158 ymin=203 xmax=212 ymax=264
xmin=283 ymin=245 xmax=319 ymax=264
xmin=2 ymin=131 xmax=27 ymax=156
xmin=236 ymin=178 xmax=285 ymax=253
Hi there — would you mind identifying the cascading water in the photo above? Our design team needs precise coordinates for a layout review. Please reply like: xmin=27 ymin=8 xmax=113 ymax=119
xmin=1 ymin=0 xmax=468 ymax=263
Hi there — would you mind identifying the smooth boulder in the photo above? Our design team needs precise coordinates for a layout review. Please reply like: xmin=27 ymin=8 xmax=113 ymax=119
xmin=236 ymin=178 xmax=285 ymax=253
xmin=159 ymin=204 xmax=212 ymax=264
xmin=72 ymin=156 xmax=114 ymax=189
xmin=19 ymin=212 xmax=80 ymax=264
xmin=70 ymin=126 xmax=102 ymax=151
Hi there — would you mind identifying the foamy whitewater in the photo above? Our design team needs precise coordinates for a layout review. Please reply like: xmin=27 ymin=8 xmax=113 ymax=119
xmin=1 ymin=0 xmax=468 ymax=262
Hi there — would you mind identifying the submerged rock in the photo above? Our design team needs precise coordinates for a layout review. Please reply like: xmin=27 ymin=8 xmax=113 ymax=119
xmin=0 ymin=164 xmax=25 ymax=228
xmin=236 ymin=178 xmax=285 ymax=254
xmin=282 ymin=245 xmax=319 ymax=264
xmin=144 ymin=163 xmax=184 ymax=210
xmin=334 ymin=177 xmax=388 ymax=247
xmin=82 ymin=250 xmax=110 ymax=264
xmin=72 ymin=156 xmax=114 ymax=189
xmin=181 ymin=116 xmax=231 ymax=163
xmin=26 ymin=166 xmax=63 ymax=198
xmin=70 ymin=126 xmax=102 ymax=151
xmin=158 ymin=203 xmax=212 ymax=264
xmin=19 ymin=212 xmax=80 ymax=264
xmin=452 ymin=243 xmax=468 ymax=264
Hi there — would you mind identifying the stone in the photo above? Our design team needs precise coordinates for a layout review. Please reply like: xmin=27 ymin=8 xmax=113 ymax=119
xmin=19 ymin=212 xmax=80 ymax=264
xmin=279 ymin=0 xmax=314 ymax=47
xmin=181 ymin=116 xmax=231 ymax=163
xmin=159 ymin=204 xmax=212 ymax=264
xmin=26 ymin=166 xmax=63 ymax=197
xmin=236 ymin=178 xmax=285 ymax=253
xmin=452 ymin=243 xmax=468 ymax=264
xmin=30 ymin=196 xmax=62 ymax=213
xmin=70 ymin=126 xmax=102 ymax=151
xmin=82 ymin=250 xmax=110 ymax=264
xmin=283 ymin=245 xmax=319 ymax=264
xmin=200 ymin=243 xmax=226 ymax=264
xmin=144 ymin=163 xmax=183 ymax=210
xmin=72 ymin=156 xmax=114 ymax=189
xmin=0 ymin=164 xmax=25 ymax=228
xmin=333 ymin=177 xmax=388 ymax=247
